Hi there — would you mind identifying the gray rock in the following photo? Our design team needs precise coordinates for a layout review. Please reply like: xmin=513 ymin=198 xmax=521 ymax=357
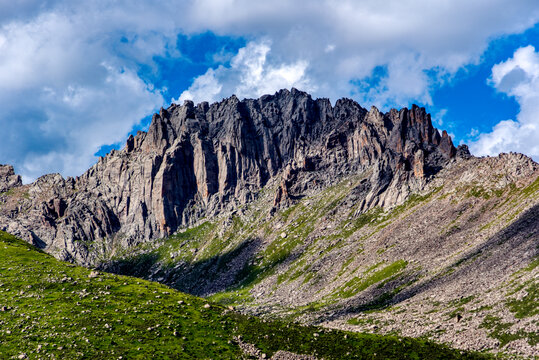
xmin=0 ymin=89 xmax=457 ymax=265
xmin=0 ymin=164 xmax=22 ymax=193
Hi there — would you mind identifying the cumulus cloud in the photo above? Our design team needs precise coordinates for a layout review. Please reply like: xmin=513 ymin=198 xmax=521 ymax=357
xmin=180 ymin=0 xmax=539 ymax=107
xmin=177 ymin=41 xmax=315 ymax=104
xmin=1 ymin=0 xmax=539 ymax=180
xmin=0 ymin=4 xmax=170 ymax=181
xmin=470 ymin=45 xmax=539 ymax=160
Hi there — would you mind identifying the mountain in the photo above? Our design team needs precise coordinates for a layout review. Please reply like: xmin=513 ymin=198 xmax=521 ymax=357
xmin=0 ymin=88 xmax=460 ymax=263
xmin=1 ymin=89 xmax=537 ymax=358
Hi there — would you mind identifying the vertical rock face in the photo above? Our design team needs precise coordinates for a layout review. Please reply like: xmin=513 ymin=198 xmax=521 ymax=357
xmin=0 ymin=89 xmax=459 ymax=264
xmin=0 ymin=165 xmax=22 ymax=193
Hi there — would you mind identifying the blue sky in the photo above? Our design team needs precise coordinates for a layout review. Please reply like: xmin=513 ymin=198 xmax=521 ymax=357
xmin=0 ymin=1 xmax=538 ymax=182
xmin=430 ymin=23 xmax=539 ymax=144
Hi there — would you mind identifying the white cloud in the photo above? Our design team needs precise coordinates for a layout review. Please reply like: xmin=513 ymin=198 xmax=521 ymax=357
xmin=470 ymin=45 xmax=539 ymax=160
xmin=433 ymin=109 xmax=448 ymax=127
xmin=468 ymin=128 xmax=479 ymax=137
xmin=177 ymin=41 xmax=315 ymax=104
xmin=1 ymin=0 xmax=539 ymax=180
xmin=0 ymin=5 xmax=169 ymax=181
xmin=180 ymin=0 xmax=539 ymax=108
xmin=177 ymin=69 xmax=223 ymax=104
xmin=6 ymin=63 xmax=162 ymax=181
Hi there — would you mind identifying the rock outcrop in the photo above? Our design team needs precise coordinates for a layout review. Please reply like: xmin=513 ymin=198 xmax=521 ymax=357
xmin=0 ymin=165 xmax=22 ymax=193
xmin=0 ymin=89 xmax=459 ymax=264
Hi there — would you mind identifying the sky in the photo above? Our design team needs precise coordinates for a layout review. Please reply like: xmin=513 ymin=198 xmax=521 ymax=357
xmin=1 ymin=1 xmax=538 ymax=182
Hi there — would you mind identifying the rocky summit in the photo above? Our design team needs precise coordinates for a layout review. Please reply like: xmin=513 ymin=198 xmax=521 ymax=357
xmin=0 ymin=88 xmax=459 ymax=264
xmin=0 ymin=89 xmax=537 ymax=358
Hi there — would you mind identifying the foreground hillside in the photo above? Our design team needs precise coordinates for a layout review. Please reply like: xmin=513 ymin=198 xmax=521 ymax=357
xmin=0 ymin=231 xmax=488 ymax=359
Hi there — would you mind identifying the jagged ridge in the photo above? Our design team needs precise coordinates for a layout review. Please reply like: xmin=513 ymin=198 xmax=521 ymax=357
xmin=0 ymin=88 xmax=461 ymax=264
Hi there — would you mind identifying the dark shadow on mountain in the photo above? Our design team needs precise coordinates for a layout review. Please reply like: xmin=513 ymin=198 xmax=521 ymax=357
xmin=102 ymin=237 xmax=263 ymax=297
xmin=319 ymin=202 xmax=539 ymax=322
xmin=288 ymin=194 xmax=306 ymax=201
xmin=30 ymin=231 xmax=47 ymax=249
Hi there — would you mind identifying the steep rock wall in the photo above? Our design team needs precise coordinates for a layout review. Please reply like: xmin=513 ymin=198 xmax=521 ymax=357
xmin=0 ymin=89 xmax=459 ymax=264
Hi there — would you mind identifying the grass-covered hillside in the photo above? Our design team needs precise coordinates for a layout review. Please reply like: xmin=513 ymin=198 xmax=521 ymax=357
xmin=0 ymin=231 xmax=490 ymax=359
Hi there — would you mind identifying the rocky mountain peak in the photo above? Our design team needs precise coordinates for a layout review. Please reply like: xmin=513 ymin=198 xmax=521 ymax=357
xmin=1 ymin=89 xmax=459 ymax=263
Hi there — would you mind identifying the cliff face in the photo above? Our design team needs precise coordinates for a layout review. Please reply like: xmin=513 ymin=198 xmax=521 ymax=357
xmin=0 ymin=89 xmax=459 ymax=264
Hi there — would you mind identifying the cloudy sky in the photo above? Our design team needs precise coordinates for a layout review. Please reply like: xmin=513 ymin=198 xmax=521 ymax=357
xmin=1 ymin=1 xmax=539 ymax=182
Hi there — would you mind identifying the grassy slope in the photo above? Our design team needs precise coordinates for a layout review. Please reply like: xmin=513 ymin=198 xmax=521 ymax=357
xmin=0 ymin=231 xmax=489 ymax=360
